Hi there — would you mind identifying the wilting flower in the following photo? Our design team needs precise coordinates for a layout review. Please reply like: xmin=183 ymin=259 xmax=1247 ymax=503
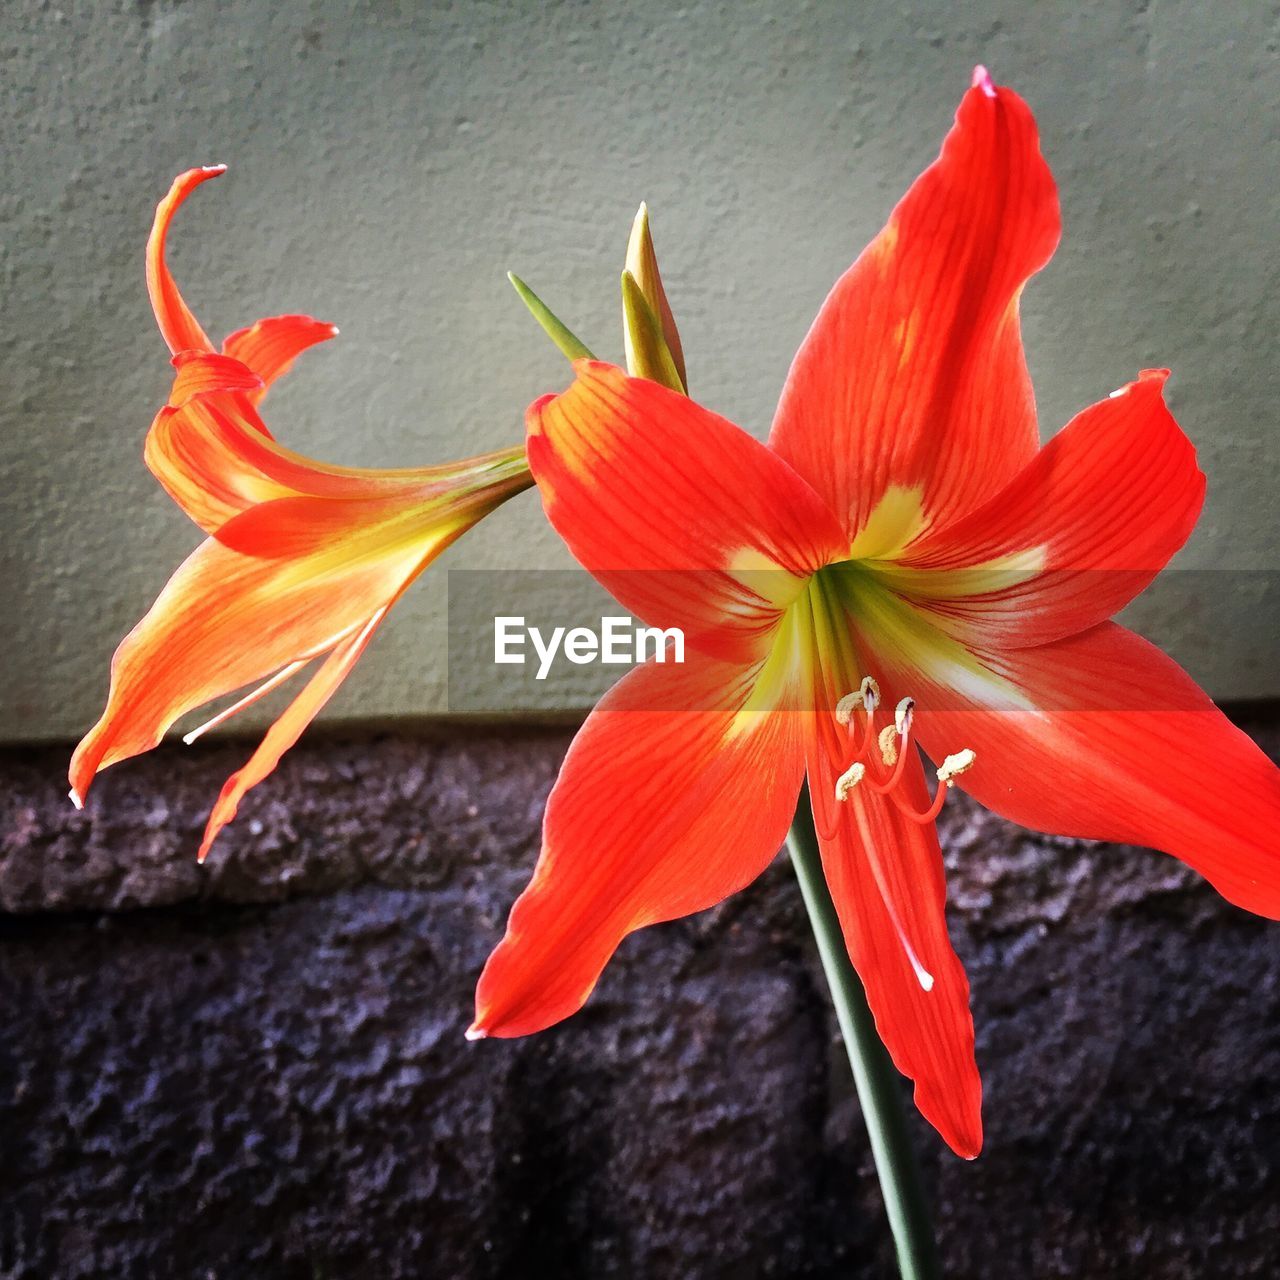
xmin=71 ymin=167 xmax=531 ymax=859
xmin=471 ymin=69 xmax=1280 ymax=1157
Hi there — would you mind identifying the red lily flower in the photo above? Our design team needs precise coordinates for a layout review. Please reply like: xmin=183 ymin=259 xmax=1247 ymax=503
xmin=471 ymin=69 xmax=1280 ymax=1158
xmin=71 ymin=167 xmax=531 ymax=859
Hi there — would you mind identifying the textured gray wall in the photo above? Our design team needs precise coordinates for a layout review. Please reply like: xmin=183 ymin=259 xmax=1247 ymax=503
xmin=3 ymin=0 xmax=1278 ymax=743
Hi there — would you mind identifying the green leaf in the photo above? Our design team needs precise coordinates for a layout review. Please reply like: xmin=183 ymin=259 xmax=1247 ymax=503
xmin=507 ymin=272 xmax=596 ymax=363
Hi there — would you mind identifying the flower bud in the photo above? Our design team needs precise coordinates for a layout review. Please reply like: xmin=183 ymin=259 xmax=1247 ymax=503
xmin=622 ymin=203 xmax=687 ymax=393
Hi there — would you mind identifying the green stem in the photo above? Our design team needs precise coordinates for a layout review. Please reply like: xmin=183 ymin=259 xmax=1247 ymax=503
xmin=786 ymin=792 xmax=941 ymax=1280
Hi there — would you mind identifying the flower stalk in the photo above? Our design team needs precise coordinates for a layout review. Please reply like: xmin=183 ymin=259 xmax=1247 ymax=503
xmin=786 ymin=793 xmax=940 ymax=1280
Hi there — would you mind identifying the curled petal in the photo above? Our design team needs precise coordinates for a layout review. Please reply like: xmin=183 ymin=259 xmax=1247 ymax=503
xmin=527 ymin=361 xmax=847 ymax=663
xmin=880 ymin=370 xmax=1205 ymax=646
xmin=167 ymin=350 xmax=264 ymax=408
xmin=472 ymin=651 xmax=807 ymax=1039
xmin=147 ymin=166 xmax=225 ymax=355
xmin=769 ymin=72 xmax=1060 ymax=546
xmin=149 ymin=351 xmax=528 ymax=534
xmin=146 ymin=390 xmax=289 ymax=533
xmin=222 ymin=314 xmax=340 ymax=401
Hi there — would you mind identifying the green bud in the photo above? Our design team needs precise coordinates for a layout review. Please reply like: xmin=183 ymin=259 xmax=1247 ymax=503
xmin=622 ymin=204 xmax=687 ymax=392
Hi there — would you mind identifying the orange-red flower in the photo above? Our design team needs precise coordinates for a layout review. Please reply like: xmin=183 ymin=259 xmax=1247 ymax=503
xmin=71 ymin=167 xmax=531 ymax=859
xmin=470 ymin=69 xmax=1280 ymax=1158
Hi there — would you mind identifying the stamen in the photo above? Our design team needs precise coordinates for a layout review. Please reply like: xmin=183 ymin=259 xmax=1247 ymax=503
xmin=824 ymin=682 xmax=937 ymax=993
xmin=936 ymin=748 xmax=976 ymax=784
xmin=895 ymin=780 xmax=949 ymax=825
xmin=179 ymin=619 xmax=366 ymax=746
xmin=834 ymin=761 xmax=865 ymax=802
xmin=860 ymin=676 xmax=881 ymax=713
xmin=849 ymin=800 xmax=935 ymax=992
xmin=826 ymin=679 xmax=972 ymax=986
xmin=836 ymin=676 xmax=880 ymax=725
xmin=182 ymin=660 xmax=307 ymax=744
xmin=887 ymin=748 xmax=977 ymax=825
xmin=894 ymin=697 xmax=915 ymax=737
xmin=812 ymin=706 xmax=853 ymax=841
xmin=866 ymin=737 xmax=912 ymax=796
xmin=831 ymin=684 xmax=975 ymax=834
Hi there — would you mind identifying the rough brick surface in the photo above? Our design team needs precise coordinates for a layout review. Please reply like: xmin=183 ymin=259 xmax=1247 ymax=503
xmin=2 ymin=723 xmax=1278 ymax=1278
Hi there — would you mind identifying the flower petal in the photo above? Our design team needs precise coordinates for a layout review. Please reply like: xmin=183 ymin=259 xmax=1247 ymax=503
xmin=149 ymin=352 xmax=529 ymax=534
xmin=809 ymin=744 xmax=982 ymax=1158
xmin=68 ymin=497 xmax=435 ymax=805
xmin=878 ymin=370 xmax=1205 ymax=647
xmin=471 ymin=651 xmax=807 ymax=1039
xmin=222 ymin=314 xmax=340 ymax=401
xmin=167 ymin=350 xmax=264 ymax=408
xmin=196 ymin=602 xmax=391 ymax=861
xmin=769 ymin=70 xmax=1060 ymax=546
xmin=901 ymin=623 xmax=1280 ymax=918
xmin=527 ymin=361 xmax=847 ymax=662
xmin=146 ymin=388 xmax=291 ymax=532
xmin=147 ymin=166 xmax=225 ymax=356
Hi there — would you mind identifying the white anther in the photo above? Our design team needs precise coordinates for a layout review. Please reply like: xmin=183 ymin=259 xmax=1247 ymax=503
xmin=861 ymin=676 xmax=881 ymax=713
xmin=835 ymin=692 xmax=861 ymax=726
xmin=878 ymin=723 xmax=899 ymax=767
xmin=894 ymin=697 xmax=915 ymax=737
xmin=834 ymin=761 xmax=866 ymax=802
xmin=936 ymin=748 xmax=976 ymax=786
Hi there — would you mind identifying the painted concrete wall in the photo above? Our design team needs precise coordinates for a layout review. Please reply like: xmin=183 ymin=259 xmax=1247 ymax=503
xmin=3 ymin=0 xmax=1277 ymax=742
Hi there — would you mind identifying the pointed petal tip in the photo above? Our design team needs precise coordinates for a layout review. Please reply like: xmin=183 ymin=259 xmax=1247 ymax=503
xmin=202 ymin=163 xmax=228 ymax=175
xmin=68 ymin=787 xmax=84 ymax=811
xmin=938 ymin=1114 xmax=983 ymax=1160
xmin=971 ymin=65 xmax=996 ymax=97
xmin=1111 ymin=367 xmax=1171 ymax=399
xmin=464 ymin=1024 xmax=488 ymax=1042
xmin=196 ymin=826 xmax=219 ymax=864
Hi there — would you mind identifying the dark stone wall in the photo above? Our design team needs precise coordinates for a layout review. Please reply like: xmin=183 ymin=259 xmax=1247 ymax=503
xmin=2 ymin=722 xmax=1278 ymax=1279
